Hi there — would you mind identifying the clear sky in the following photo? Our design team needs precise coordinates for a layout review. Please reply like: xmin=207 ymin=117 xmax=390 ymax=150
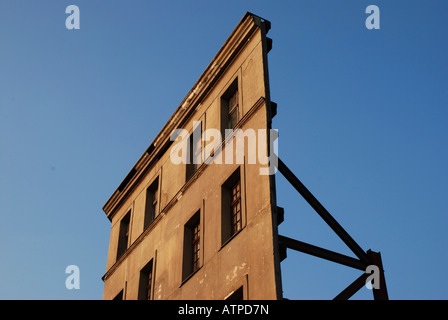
xmin=0 ymin=0 xmax=447 ymax=300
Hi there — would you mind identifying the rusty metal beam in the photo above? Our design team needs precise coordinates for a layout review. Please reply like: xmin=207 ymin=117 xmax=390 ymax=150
xmin=278 ymin=235 xmax=368 ymax=271
xmin=367 ymin=250 xmax=389 ymax=300
xmin=333 ymin=272 xmax=369 ymax=300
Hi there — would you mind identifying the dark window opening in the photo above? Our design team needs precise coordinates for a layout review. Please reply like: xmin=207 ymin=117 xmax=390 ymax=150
xmin=116 ymin=211 xmax=131 ymax=260
xmin=186 ymin=124 xmax=202 ymax=182
xmin=221 ymin=78 xmax=239 ymax=137
xmin=226 ymin=286 xmax=244 ymax=300
xmin=144 ymin=178 xmax=159 ymax=230
xmin=113 ymin=289 xmax=124 ymax=300
xmin=138 ymin=259 xmax=154 ymax=300
xmin=182 ymin=211 xmax=201 ymax=281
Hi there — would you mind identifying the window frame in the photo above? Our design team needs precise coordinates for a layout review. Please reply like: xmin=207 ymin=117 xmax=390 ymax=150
xmin=144 ymin=177 xmax=159 ymax=230
xmin=138 ymin=259 xmax=154 ymax=300
xmin=221 ymin=167 xmax=245 ymax=247
xmin=116 ymin=210 xmax=131 ymax=261
xmin=186 ymin=122 xmax=202 ymax=182
xmin=220 ymin=78 xmax=240 ymax=138
xmin=192 ymin=220 xmax=201 ymax=273
xmin=230 ymin=179 xmax=242 ymax=235
xmin=181 ymin=210 xmax=202 ymax=283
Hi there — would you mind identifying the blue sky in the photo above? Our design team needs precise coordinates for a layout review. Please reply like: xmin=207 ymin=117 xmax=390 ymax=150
xmin=0 ymin=0 xmax=447 ymax=300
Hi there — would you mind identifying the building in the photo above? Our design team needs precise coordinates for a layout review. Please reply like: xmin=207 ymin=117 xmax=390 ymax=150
xmin=101 ymin=12 xmax=284 ymax=300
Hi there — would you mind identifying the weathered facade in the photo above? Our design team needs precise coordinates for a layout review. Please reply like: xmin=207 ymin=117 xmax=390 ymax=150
xmin=101 ymin=12 xmax=283 ymax=300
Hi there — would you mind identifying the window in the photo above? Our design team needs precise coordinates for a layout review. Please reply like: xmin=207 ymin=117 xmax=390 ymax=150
xmin=226 ymin=286 xmax=244 ymax=300
xmin=221 ymin=168 xmax=242 ymax=245
xmin=113 ymin=289 xmax=124 ymax=300
xmin=186 ymin=124 xmax=202 ymax=182
xmin=221 ymin=78 xmax=239 ymax=137
xmin=138 ymin=259 xmax=154 ymax=300
xmin=116 ymin=211 xmax=131 ymax=260
xmin=144 ymin=178 xmax=159 ymax=230
xmin=182 ymin=211 xmax=201 ymax=281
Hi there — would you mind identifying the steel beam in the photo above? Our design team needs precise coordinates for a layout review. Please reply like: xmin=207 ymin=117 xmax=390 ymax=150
xmin=277 ymin=158 xmax=370 ymax=264
xmin=278 ymin=235 xmax=368 ymax=271
xmin=367 ymin=250 xmax=389 ymax=300
xmin=333 ymin=272 xmax=369 ymax=300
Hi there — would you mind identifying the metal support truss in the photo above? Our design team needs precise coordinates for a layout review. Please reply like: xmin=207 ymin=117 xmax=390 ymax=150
xmin=277 ymin=158 xmax=388 ymax=300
